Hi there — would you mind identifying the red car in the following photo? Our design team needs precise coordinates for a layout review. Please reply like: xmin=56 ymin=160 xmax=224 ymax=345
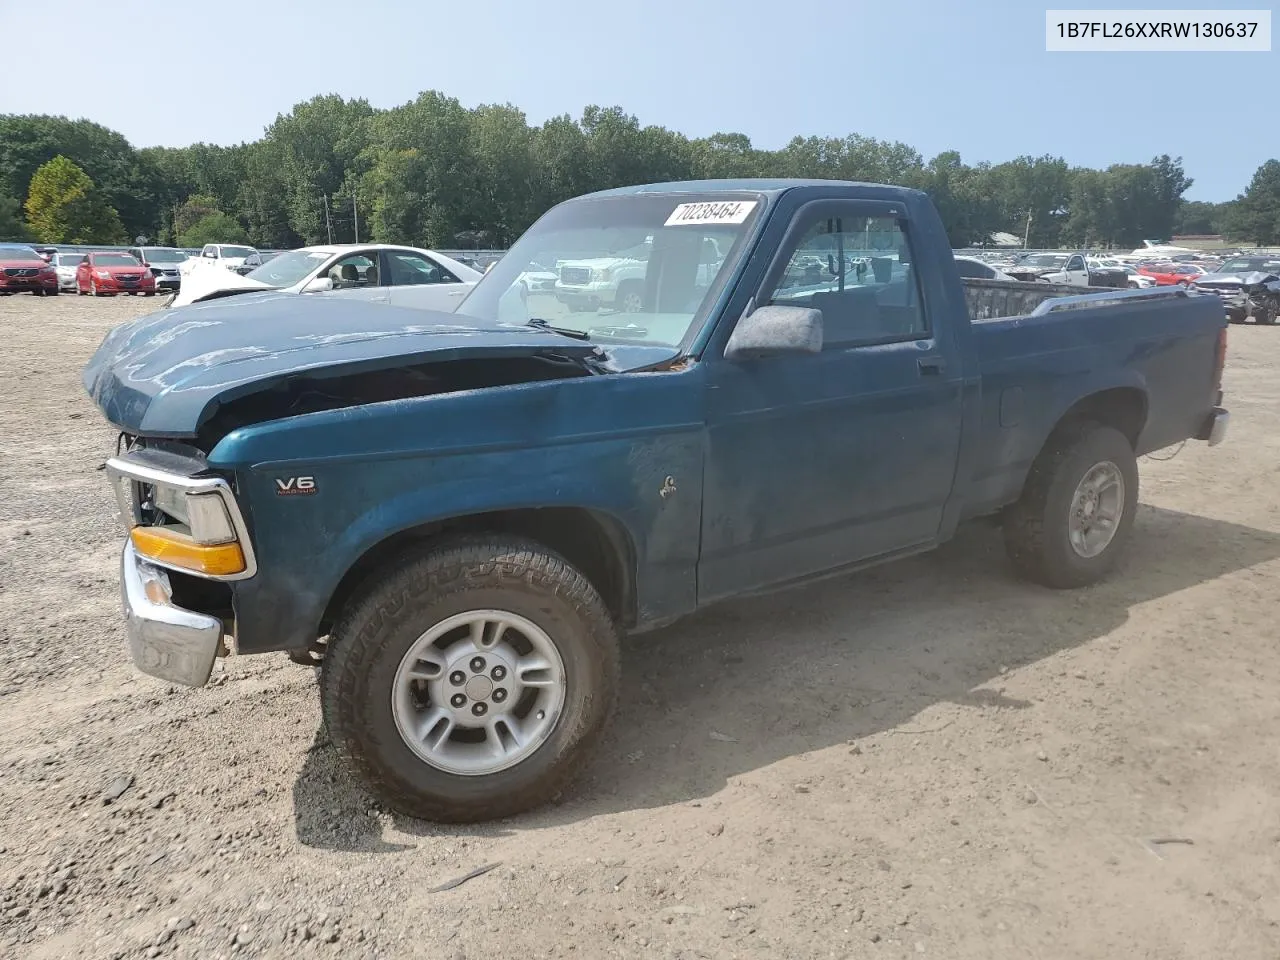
xmin=0 ymin=243 xmax=59 ymax=296
xmin=76 ymin=252 xmax=157 ymax=297
xmin=1137 ymin=262 xmax=1207 ymax=286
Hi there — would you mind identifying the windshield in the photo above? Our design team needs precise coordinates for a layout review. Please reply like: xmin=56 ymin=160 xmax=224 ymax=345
xmin=143 ymin=248 xmax=187 ymax=263
xmin=245 ymin=249 xmax=329 ymax=287
xmin=457 ymin=194 xmax=762 ymax=347
xmin=95 ymin=254 xmax=140 ymax=266
xmin=0 ymin=245 xmax=41 ymax=261
xmin=1218 ymin=258 xmax=1267 ymax=273
xmin=1024 ymin=254 xmax=1067 ymax=267
xmin=220 ymin=246 xmax=256 ymax=259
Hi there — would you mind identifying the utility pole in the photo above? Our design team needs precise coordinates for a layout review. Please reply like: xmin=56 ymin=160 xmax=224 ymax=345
xmin=352 ymin=189 xmax=359 ymax=244
xmin=322 ymin=195 xmax=333 ymax=244
xmin=1023 ymin=209 xmax=1033 ymax=249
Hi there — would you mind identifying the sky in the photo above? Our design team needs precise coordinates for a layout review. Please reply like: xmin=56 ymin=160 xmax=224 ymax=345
xmin=1 ymin=0 xmax=1275 ymax=202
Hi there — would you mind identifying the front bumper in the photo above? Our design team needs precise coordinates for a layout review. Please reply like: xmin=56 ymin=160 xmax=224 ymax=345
xmin=0 ymin=276 xmax=57 ymax=293
xmin=121 ymin=541 xmax=223 ymax=687
xmin=98 ymin=280 xmax=156 ymax=293
xmin=1196 ymin=407 xmax=1230 ymax=447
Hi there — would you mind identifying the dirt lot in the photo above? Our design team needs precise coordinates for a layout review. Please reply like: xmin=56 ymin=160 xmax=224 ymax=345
xmin=1 ymin=293 xmax=1278 ymax=960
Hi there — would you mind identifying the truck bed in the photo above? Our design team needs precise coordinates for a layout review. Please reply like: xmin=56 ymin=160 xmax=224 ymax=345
xmin=957 ymin=282 xmax=1225 ymax=519
xmin=963 ymin=276 xmax=1132 ymax=321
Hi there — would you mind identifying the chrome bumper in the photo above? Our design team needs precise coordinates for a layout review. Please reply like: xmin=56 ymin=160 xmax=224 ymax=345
xmin=121 ymin=541 xmax=222 ymax=687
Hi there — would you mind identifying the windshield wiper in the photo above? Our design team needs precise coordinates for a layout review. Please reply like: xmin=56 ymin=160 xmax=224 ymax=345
xmin=526 ymin=318 xmax=590 ymax=340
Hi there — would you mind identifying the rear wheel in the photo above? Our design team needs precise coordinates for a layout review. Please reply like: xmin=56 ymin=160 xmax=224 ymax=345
xmin=1004 ymin=422 xmax=1138 ymax=589
xmin=321 ymin=536 xmax=621 ymax=823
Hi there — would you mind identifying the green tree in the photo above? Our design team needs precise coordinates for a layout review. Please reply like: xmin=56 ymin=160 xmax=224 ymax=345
xmin=177 ymin=211 xmax=249 ymax=247
xmin=173 ymin=194 xmax=225 ymax=238
xmin=0 ymin=194 xmax=30 ymax=241
xmin=0 ymin=115 xmax=157 ymax=237
xmin=1174 ymin=200 xmax=1228 ymax=236
xmin=24 ymin=155 xmax=125 ymax=243
xmin=1232 ymin=160 xmax=1280 ymax=245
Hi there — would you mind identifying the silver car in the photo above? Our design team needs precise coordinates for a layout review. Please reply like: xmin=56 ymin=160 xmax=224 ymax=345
xmin=126 ymin=246 xmax=189 ymax=292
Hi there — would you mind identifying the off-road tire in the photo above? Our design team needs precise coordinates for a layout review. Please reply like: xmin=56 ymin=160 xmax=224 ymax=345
xmin=1003 ymin=421 xmax=1139 ymax=589
xmin=321 ymin=536 xmax=621 ymax=823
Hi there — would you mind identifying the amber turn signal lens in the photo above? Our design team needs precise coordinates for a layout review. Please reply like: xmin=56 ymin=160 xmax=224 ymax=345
xmin=130 ymin=527 xmax=246 ymax=576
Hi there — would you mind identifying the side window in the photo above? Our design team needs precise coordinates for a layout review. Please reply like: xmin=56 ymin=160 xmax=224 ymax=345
xmin=386 ymin=252 xmax=459 ymax=286
xmin=202 ymin=245 xmax=215 ymax=258
xmin=326 ymin=253 xmax=378 ymax=289
xmin=765 ymin=212 xmax=927 ymax=346
xmin=1066 ymin=255 xmax=1085 ymax=271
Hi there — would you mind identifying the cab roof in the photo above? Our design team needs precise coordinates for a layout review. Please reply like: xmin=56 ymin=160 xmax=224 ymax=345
xmin=579 ymin=178 xmax=926 ymax=202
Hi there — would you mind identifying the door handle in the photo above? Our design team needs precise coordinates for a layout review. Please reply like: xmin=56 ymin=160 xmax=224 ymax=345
xmin=917 ymin=357 xmax=946 ymax=376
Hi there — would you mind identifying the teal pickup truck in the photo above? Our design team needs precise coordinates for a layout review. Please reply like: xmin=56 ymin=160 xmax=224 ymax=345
xmin=84 ymin=179 xmax=1229 ymax=822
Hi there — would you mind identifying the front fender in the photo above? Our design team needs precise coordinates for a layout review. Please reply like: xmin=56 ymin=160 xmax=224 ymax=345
xmin=218 ymin=369 xmax=707 ymax=654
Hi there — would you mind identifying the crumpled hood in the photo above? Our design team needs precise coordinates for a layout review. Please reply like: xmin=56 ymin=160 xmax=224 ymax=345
xmin=170 ymin=268 xmax=270 ymax=307
xmin=1194 ymin=270 xmax=1278 ymax=287
xmin=82 ymin=292 xmax=602 ymax=438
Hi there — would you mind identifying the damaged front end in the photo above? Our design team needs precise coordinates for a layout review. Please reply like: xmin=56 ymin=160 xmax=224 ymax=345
xmin=82 ymin=294 xmax=611 ymax=444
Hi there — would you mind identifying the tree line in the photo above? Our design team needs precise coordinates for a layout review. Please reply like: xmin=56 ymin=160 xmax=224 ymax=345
xmin=1 ymin=93 xmax=1278 ymax=250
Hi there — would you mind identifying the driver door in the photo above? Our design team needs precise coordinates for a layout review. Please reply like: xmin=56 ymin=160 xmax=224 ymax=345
xmin=699 ymin=201 xmax=965 ymax=601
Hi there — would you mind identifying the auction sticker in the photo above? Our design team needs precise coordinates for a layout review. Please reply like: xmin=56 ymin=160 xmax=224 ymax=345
xmin=664 ymin=200 xmax=757 ymax=226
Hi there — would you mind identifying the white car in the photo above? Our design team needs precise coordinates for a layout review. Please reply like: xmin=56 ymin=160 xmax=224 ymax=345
xmin=952 ymin=256 xmax=1017 ymax=281
xmin=168 ymin=243 xmax=482 ymax=311
xmin=179 ymin=243 xmax=259 ymax=278
xmin=50 ymin=251 xmax=82 ymax=292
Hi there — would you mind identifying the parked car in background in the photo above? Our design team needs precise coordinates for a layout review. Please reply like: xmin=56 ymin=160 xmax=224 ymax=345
xmin=51 ymin=251 xmax=84 ymax=292
xmin=34 ymin=246 xmax=57 ymax=262
xmin=1123 ymin=267 xmax=1156 ymax=288
xmin=76 ymin=252 xmax=157 ymax=296
xmin=179 ymin=244 xmax=259 ymax=279
xmin=1137 ymin=263 xmax=1207 ymax=286
xmin=168 ymin=243 xmax=482 ymax=311
xmin=952 ymin=255 xmax=1017 ymax=281
xmin=0 ymin=243 xmax=58 ymax=295
xmin=126 ymin=246 xmax=189 ymax=292
xmin=1006 ymin=252 xmax=1127 ymax=288
xmin=1189 ymin=255 xmax=1280 ymax=324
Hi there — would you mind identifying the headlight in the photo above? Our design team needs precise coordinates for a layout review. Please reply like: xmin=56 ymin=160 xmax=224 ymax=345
xmin=95 ymin=270 xmax=111 ymax=279
xmin=150 ymin=484 xmax=237 ymax=545
xmin=597 ymin=267 xmax=612 ymax=281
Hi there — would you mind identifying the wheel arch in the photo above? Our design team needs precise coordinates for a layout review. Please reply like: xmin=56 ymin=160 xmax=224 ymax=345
xmin=1048 ymin=385 xmax=1149 ymax=450
xmin=318 ymin=506 xmax=638 ymax=637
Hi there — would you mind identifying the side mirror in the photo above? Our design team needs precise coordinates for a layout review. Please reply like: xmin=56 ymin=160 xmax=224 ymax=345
xmin=303 ymin=276 xmax=333 ymax=294
xmin=724 ymin=304 xmax=823 ymax=362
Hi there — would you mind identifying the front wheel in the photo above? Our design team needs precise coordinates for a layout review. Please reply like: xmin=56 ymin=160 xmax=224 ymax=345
xmin=1003 ymin=422 xmax=1138 ymax=589
xmin=321 ymin=536 xmax=621 ymax=823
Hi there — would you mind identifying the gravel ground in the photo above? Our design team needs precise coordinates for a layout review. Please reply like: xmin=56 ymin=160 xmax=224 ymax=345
xmin=1 ymin=293 xmax=1278 ymax=960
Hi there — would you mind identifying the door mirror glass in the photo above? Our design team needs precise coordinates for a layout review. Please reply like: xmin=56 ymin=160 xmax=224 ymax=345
xmin=724 ymin=305 xmax=823 ymax=361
